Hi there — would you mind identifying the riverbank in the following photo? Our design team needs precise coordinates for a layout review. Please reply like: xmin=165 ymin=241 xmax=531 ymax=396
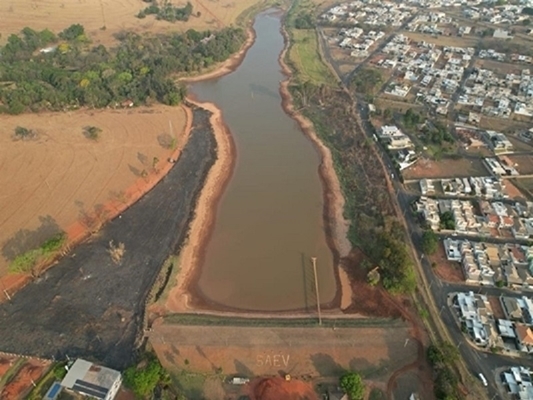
xmin=159 ymin=12 xmax=352 ymax=315
xmin=278 ymin=23 xmax=353 ymax=310
xmin=164 ymin=99 xmax=235 ymax=313
xmin=180 ymin=26 xmax=257 ymax=84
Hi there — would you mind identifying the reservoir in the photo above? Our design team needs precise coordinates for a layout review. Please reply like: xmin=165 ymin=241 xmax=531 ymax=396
xmin=190 ymin=10 xmax=336 ymax=311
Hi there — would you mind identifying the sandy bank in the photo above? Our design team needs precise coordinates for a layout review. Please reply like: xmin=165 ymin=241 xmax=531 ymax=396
xmin=163 ymin=99 xmax=235 ymax=313
xmin=278 ymin=24 xmax=353 ymax=309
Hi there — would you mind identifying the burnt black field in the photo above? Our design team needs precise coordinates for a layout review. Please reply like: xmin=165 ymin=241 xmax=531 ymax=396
xmin=0 ymin=107 xmax=216 ymax=369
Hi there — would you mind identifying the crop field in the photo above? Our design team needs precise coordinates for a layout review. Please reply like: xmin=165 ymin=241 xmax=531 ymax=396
xmin=0 ymin=0 xmax=264 ymax=47
xmin=150 ymin=321 xmax=419 ymax=379
xmin=0 ymin=356 xmax=51 ymax=400
xmin=0 ymin=106 xmax=187 ymax=282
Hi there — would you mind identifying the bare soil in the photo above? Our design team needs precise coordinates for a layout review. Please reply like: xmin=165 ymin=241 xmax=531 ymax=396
xmin=246 ymin=376 xmax=319 ymax=400
xmin=341 ymin=249 xmax=402 ymax=319
xmin=0 ymin=355 xmax=17 ymax=379
xmin=0 ymin=106 xmax=187 ymax=290
xmin=150 ymin=322 xmax=419 ymax=379
xmin=0 ymin=107 xmax=217 ymax=369
xmin=430 ymin=244 xmax=464 ymax=283
xmin=0 ymin=0 xmax=263 ymax=47
xmin=507 ymin=155 xmax=533 ymax=175
xmin=403 ymin=157 xmax=488 ymax=180
xmin=488 ymin=296 xmax=506 ymax=320
xmin=1 ymin=359 xmax=50 ymax=400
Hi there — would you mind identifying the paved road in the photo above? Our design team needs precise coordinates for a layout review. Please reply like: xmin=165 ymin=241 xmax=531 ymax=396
xmin=353 ymin=98 xmax=533 ymax=400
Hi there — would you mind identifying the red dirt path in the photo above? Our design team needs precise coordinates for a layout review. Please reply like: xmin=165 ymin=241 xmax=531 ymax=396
xmin=1 ymin=360 xmax=50 ymax=400
xmin=341 ymin=249 xmax=402 ymax=318
xmin=247 ymin=377 xmax=319 ymax=400
xmin=0 ymin=356 xmax=17 ymax=379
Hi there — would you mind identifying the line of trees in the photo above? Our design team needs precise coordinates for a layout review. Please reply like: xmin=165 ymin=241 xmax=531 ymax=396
xmin=137 ymin=0 xmax=194 ymax=22
xmin=0 ymin=24 xmax=246 ymax=114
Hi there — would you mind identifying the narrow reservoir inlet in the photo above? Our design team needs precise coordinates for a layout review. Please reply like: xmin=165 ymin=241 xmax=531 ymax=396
xmin=191 ymin=10 xmax=336 ymax=311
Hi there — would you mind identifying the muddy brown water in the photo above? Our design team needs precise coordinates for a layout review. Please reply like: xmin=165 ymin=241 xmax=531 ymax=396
xmin=190 ymin=11 xmax=336 ymax=311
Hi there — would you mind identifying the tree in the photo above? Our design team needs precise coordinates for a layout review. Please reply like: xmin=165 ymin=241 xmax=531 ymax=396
xmin=439 ymin=211 xmax=455 ymax=230
xmin=59 ymin=24 xmax=85 ymax=41
xmin=340 ymin=372 xmax=365 ymax=400
xmin=421 ymin=230 xmax=438 ymax=255
xmin=123 ymin=359 xmax=163 ymax=398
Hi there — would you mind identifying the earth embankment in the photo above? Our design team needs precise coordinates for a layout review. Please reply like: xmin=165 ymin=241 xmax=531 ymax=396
xmin=0 ymin=107 xmax=217 ymax=369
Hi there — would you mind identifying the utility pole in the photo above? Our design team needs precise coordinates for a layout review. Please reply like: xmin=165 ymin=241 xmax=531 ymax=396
xmin=311 ymin=257 xmax=322 ymax=326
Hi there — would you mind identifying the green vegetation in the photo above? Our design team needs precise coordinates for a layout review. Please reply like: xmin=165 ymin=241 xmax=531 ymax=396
xmin=164 ymin=313 xmax=400 ymax=327
xmin=294 ymin=12 xmax=315 ymax=29
xmin=0 ymin=24 xmax=245 ymax=114
xmin=369 ymin=221 xmax=417 ymax=294
xmin=286 ymin=0 xmax=416 ymax=295
xmin=350 ymin=68 xmax=383 ymax=96
xmin=422 ymin=230 xmax=439 ymax=255
xmin=27 ymin=363 xmax=67 ymax=400
xmin=439 ymin=211 xmax=455 ymax=230
xmin=137 ymin=0 xmax=194 ymax=22
xmin=124 ymin=356 xmax=170 ymax=398
xmin=14 ymin=126 xmax=36 ymax=140
xmin=83 ymin=126 xmax=102 ymax=141
xmin=340 ymin=372 xmax=365 ymax=400
xmin=0 ymin=358 xmax=26 ymax=392
xmin=286 ymin=0 xmax=336 ymax=86
xmin=421 ymin=121 xmax=454 ymax=146
xmin=403 ymin=108 xmax=422 ymax=129
xmin=427 ymin=342 xmax=464 ymax=400
xmin=369 ymin=388 xmax=386 ymax=400
xmin=524 ymin=7 xmax=533 ymax=15
xmin=9 ymin=232 xmax=66 ymax=273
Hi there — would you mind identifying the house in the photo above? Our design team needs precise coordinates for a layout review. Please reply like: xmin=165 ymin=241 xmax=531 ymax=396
xmin=420 ymin=178 xmax=435 ymax=195
xmin=61 ymin=359 xmax=122 ymax=400
xmin=515 ymin=324 xmax=533 ymax=354
xmin=501 ymin=367 xmax=533 ymax=399
xmin=453 ymin=291 xmax=494 ymax=346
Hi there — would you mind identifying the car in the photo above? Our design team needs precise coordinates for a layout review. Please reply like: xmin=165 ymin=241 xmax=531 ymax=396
xmin=479 ymin=373 xmax=488 ymax=387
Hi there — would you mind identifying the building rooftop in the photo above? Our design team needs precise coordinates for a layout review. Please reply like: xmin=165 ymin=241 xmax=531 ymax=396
xmin=61 ymin=359 xmax=121 ymax=400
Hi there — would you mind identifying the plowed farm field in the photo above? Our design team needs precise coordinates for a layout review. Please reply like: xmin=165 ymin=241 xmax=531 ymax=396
xmin=0 ymin=0 xmax=263 ymax=47
xmin=0 ymin=357 xmax=51 ymax=400
xmin=0 ymin=106 xmax=187 ymax=284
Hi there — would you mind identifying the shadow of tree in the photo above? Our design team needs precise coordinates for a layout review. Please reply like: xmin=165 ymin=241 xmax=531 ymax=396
xmin=234 ymin=359 xmax=254 ymax=377
xmin=1 ymin=215 xmax=61 ymax=261
xmin=157 ymin=133 xmax=174 ymax=149
xmin=310 ymin=353 xmax=346 ymax=377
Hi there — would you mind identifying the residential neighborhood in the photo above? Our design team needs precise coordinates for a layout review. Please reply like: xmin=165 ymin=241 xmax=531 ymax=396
xmin=318 ymin=0 xmax=533 ymax=398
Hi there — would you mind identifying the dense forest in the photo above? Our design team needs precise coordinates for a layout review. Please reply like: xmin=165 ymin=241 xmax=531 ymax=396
xmin=0 ymin=24 xmax=246 ymax=114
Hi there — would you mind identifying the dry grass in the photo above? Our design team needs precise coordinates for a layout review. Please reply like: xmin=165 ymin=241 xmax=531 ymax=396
xmin=403 ymin=157 xmax=488 ymax=180
xmin=0 ymin=0 xmax=265 ymax=47
xmin=0 ymin=105 xmax=187 ymax=277
xmin=150 ymin=323 xmax=418 ymax=379
xmin=403 ymin=31 xmax=479 ymax=48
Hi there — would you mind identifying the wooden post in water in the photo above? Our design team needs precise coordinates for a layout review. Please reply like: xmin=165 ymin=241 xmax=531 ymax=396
xmin=311 ymin=257 xmax=322 ymax=326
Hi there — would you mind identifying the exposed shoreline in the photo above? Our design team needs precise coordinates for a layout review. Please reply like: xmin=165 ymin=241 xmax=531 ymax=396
xmin=179 ymin=26 xmax=257 ymax=84
xmin=277 ymin=23 xmax=353 ymax=310
xmin=161 ymin=12 xmax=354 ymax=315
xmin=164 ymin=99 xmax=236 ymax=313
